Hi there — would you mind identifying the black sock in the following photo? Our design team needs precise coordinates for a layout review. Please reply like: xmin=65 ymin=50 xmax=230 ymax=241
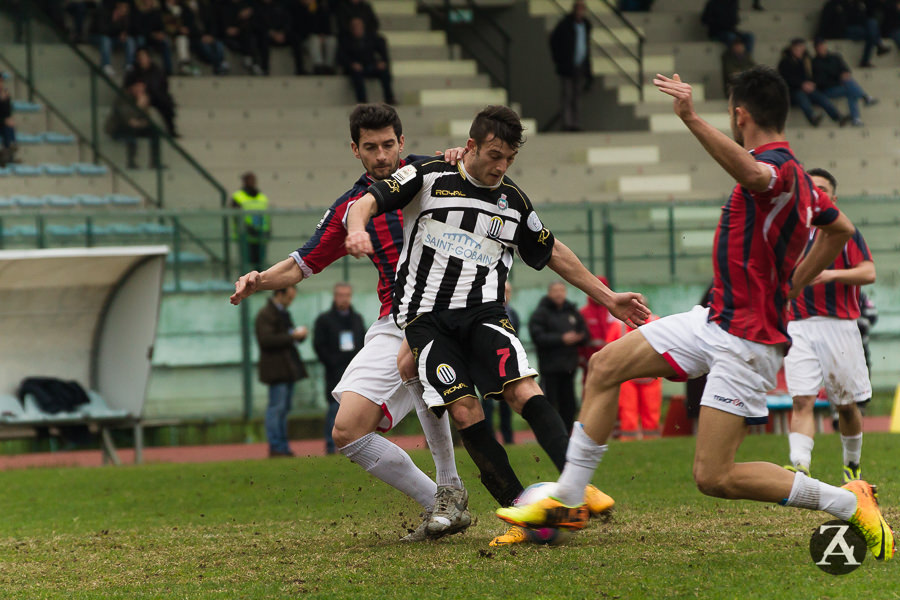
xmin=520 ymin=394 xmax=569 ymax=473
xmin=458 ymin=419 xmax=523 ymax=507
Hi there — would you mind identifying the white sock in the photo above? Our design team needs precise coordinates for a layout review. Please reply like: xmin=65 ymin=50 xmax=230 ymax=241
xmin=339 ymin=432 xmax=437 ymax=509
xmin=555 ymin=422 xmax=607 ymax=506
xmin=783 ymin=472 xmax=857 ymax=520
xmin=841 ymin=433 xmax=862 ymax=465
xmin=408 ymin=378 xmax=462 ymax=489
xmin=788 ymin=432 xmax=814 ymax=470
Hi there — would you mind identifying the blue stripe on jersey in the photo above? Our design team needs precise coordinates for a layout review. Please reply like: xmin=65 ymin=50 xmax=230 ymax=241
xmin=384 ymin=210 xmax=405 ymax=258
xmin=715 ymin=200 xmax=734 ymax=330
xmin=824 ymin=280 xmax=837 ymax=315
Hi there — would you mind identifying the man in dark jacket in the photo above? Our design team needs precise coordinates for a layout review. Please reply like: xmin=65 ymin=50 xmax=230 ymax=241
xmin=337 ymin=17 xmax=395 ymax=103
xmin=216 ymin=0 xmax=263 ymax=74
xmin=95 ymin=1 xmax=138 ymax=77
xmin=125 ymin=47 xmax=178 ymax=137
xmin=254 ymin=0 xmax=305 ymax=75
xmin=777 ymin=38 xmax=844 ymax=126
xmin=313 ymin=283 xmax=366 ymax=454
xmin=105 ymin=78 xmax=160 ymax=169
xmin=701 ymin=0 xmax=755 ymax=54
xmin=818 ymin=0 xmax=890 ymax=67
xmin=292 ymin=0 xmax=339 ymax=74
xmin=256 ymin=286 xmax=309 ymax=457
xmin=812 ymin=38 xmax=877 ymax=126
xmin=528 ymin=282 xmax=588 ymax=434
xmin=549 ymin=0 xmax=592 ymax=131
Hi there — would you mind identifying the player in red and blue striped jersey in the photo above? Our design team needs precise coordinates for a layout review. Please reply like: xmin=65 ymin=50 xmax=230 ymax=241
xmin=498 ymin=66 xmax=894 ymax=561
xmin=784 ymin=168 xmax=876 ymax=484
xmin=231 ymin=104 xmax=473 ymax=541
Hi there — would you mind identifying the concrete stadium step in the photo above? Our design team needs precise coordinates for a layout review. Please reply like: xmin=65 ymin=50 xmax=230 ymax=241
xmin=623 ymin=11 xmax=818 ymax=44
xmin=393 ymin=59 xmax=478 ymax=77
xmin=620 ymin=83 xmax=708 ymax=105
xmin=529 ymin=0 xmax=614 ymax=17
xmin=372 ymin=0 xmax=418 ymax=15
xmin=14 ymin=143 xmax=84 ymax=164
xmin=593 ymin=54 xmax=672 ymax=76
xmin=444 ymin=117 xmax=538 ymax=137
xmin=383 ymin=30 xmax=447 ymax=48
xmin=0 ymin=174 xmax=119 ymax=196
xmin=415 ymin=87 xmax=507 ymax=106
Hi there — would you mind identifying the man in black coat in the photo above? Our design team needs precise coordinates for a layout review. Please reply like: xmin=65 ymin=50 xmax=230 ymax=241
xmin=314 ymin=283 xmax=366 ymax=454
xmin=549 ymin=0 xmax=592 ymax=131
xmin=528 ymin=281 xmax=588 ymax=434
xmin=125 ymin=47 xmax=178 ymax=137
xmin=256 ymin=286 xmax=309 ymax=457
xmin=254 ymin=0 xmax=305 ymax=75
xmin=337 ymin=17 xmax=395 ymax=103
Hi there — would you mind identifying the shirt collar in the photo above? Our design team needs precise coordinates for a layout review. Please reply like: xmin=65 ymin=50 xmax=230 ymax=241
xmin=458 ymin=160 xmax=503 ymax=190
xmin=749 ymin=141 xmax=791 ymax=155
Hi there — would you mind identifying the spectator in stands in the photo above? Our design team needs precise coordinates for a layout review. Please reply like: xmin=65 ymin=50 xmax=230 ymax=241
xmin=549 ymin=0 xmax=593 ymax=132
xmin=618 ymin=0 xmax=654 ymax=11
xmin=701 ymin=0 xmax=755 ymax=55
xmin=578 ymin=275 xmax=613 ymax=386
xmin=104 ymin=78 xmax=159 ymax=169
xmin=134 ymin=0 xmax=174 ymax=75
xmin=605 ymin=314 xmax=663 ymax=440
xmin=818 ymin=0 xmax=890 ymax=67
xmin=255 ymin=0 xmax=305 ymax=75
xmin=0 ymin=76 xmax=18 ymax=167
xmin=65 ymin=0 xmax=98 ymax=43
xmin=255 ymin=285 xmax=309 ymax=458
xmin=528 ymin=281 xmax=588 ymax=434
xmin=126 ymin=47 xmax=179 ymax=137
xmin=338 ymin=17 xmax=396 ymax=104
xmin=292 ymin=0 xmax=339 ymax=74
xmin=217 ymin=0 xmax=264 ymax=75
xmin=883 ymin=0 xmax=900 ymax=50
xmin=162 ymin=0 xmax=195 ymax=75
xmin=313 ymin=282 xmax=365 ymax=454
xmin=812 ymin=37 xmax=877 ymax=127
xmin=482 ymin=281 xmax=518 ymax=445
xmin=231 ymin=172 xmax=271 ymax=272
xmin=777 ymin=38 xmax=846 ymax=127
xmin=337 ymin=0 xmax=379 ymax=36
xmin=720 ymin=37 xmax=754 ymax=95
xmin=182 ymin=0 xmax=229 ymax=75
xmin=96 ymin=1 xmax=137 ymax=78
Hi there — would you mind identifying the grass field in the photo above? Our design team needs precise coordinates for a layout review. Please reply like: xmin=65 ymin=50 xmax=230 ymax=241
xmin=0 ymin=433 xmax=896 ymax=599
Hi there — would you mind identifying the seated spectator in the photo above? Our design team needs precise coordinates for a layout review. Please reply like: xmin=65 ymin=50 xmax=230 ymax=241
xmin=720 ymin=37 xmax=754 ymax=95
xmin=161 ymin=0 xmax=194 ymax=75
xmin=0 ymin=76 xmax=18 ymax=166
xmin=812 ymin=37 xmax=877 ymax=127
xmin=105 ymin=79 xmax=159 ymax=169
xmin=818 ymin=0 xmax=890 ymax=67
xmin=701 ymin=0 xmax=754 ymax=55
xmin=338 ymin=17 xmax=395 ymax=104
xmin=134 ymin=0 xmax=174 ymax=75
xmin=181 ymin=0 xmax=229 ymax=75
xmin=216 ymin=0 xmax=263 ymax=75
xmin=95 ymin=1 xmax=137 ymax=78
xmin=292 ymin=0 xmax=339 ymax=75
xmin=255 ymin=0 xmax=304 ymax=75
xmin=125 ymin=47 xmax=179 ymax=137
xmin=777 ymin=38 xmax=846 ymax=127
xmin=337 ymin=0 xmax=379 ymax=36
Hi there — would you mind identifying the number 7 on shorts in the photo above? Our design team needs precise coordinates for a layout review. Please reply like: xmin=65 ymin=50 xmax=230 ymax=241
xmin=496 ymin=348 xmax=510 ymax=377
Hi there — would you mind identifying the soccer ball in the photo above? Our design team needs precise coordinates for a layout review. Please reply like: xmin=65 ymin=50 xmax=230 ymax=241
xmin=514 ymin=482 xmax=570 ymax=545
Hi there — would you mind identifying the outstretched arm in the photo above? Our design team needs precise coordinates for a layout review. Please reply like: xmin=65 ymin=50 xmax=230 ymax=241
xmin=546 ymin=239 xmax=651 ymax=326
xmin=345 ymin=193 xmax=378 ymax=257
xmin=653 ymin=73 xmax=774 ymax=192
xmin=230 ymin=257 xmax=303 ymax=305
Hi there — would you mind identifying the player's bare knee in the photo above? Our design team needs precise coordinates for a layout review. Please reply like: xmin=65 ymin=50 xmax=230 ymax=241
xmin=791 ymin=395 xmax=815 ymax=413
xmin=693 ymin=464 xmax=730 ymax=498
xmin=332 ymin=419 xmax=368 ymax=448
xmin=586 ymin=349 xmax=618 ymax=389
xmin=448 ymin=397 xmax=484 ymax=429
xmin=503 ymin=378 xmax=540 ymax=413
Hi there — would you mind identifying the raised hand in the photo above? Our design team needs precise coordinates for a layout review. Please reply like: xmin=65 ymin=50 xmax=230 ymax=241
xmin=652 ymin=73 xmax=696 ymax=122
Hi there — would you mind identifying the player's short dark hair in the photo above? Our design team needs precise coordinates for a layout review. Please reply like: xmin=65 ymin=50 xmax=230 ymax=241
xmin=469 ymin=105 xmax=525 ymax=150
xmin=727 ymin=65 xmax=789 ymax=133
xmin=349 ymin=103 xmax=402 ymax=146
xmin=807 ymin=168 xmax=837 ymax=192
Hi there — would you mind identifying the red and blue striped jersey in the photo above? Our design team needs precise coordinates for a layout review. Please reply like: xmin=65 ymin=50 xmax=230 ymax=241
xmin=706 ymin=142 xmax=839 ymax=345
xmin=290 ymin=156 xmax=424 ymax=318
xmin=789 ymin=227 xmax=872 ymax=320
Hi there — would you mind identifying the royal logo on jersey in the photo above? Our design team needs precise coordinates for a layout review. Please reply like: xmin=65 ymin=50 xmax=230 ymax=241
xmin=385 ymin=179 xmax=400 ymax=193
xmin=436 ymin=363 xmax=457 ymax=385
xmin=487 ymin=216 xmax=504 ymax=239
xmin=315 ymin=209 xmax=331 ymax=230
xmin=537 ymin=229 xmax=551 ymax=245
xmin=497 ymin=194 xmax=508 ymax=210
xmin=527 ymin=212 xmax=543 ymax=232
xmin=392 ymin=164 xmax=417 ymax=185
xmin=499 ymin=318 xmax=515 ymax=332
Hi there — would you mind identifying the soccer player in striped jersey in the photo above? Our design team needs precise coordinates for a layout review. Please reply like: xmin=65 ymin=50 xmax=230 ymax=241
xmin=231 ymin=104 xmax=472 ymax=541
xmin=345 ymin=105 xmax=649 ymax=545
xmin=498 ymin=66 xmax=894 ymax=561
xmin=783 ymin=168 xmax=875 ymax=483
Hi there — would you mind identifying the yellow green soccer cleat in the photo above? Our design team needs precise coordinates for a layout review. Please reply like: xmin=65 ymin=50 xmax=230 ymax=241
xmin=584 ymin=484 xmax=615 ymax=517
xmin=784 ymin=464 xmax=811 ymax=477
xmin=488 ymin=526 xmax=528 ymax=547
xmin=842 ymin=462 xmax=861 ymax=484
xmin=842 ymin=479 xmax=894 ymax=561
xmin=496 ymin=497 xmax=590 ymax=531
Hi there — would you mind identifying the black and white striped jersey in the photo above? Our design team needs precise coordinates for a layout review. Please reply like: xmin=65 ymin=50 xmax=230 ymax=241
xmin=368 ymin=157 xmax=556 ymax=328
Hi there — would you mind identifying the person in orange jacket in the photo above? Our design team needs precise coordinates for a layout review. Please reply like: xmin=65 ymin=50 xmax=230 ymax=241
xmin=605 ymin=314 xmax=662 ymax=440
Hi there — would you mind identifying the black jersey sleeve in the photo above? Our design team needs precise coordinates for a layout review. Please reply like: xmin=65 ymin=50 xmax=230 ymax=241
xmin=369 ymin=159 xmax=427 ymax=215
xmin=517 ymin=205 xmax=556 ymax=270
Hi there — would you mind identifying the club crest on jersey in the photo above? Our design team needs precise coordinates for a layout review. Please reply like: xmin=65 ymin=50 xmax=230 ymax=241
xmin=392 ymin=164 xmax=417 ymax=185
xmin=537 ymin=229 xmax=551 ymax=245
xmin=497 ymin=194 xmax=508 ymax=210
xmin=436 ymin=364 xmax=457 ymax=385
xmin=527 ymin=212 xmax=543 ymax=232
xmin=487 ymin=216 xmax=504 ymax=239
xmin=315 ymin=209 xmax=331 ymax=230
